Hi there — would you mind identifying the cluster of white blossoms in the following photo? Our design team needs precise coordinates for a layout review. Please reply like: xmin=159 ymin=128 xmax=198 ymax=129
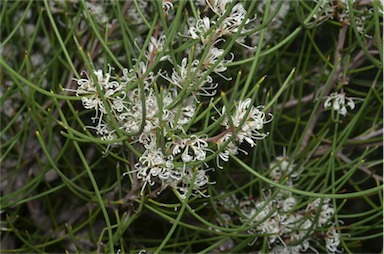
xmin=185 ymin=0 xmax=255 ymax=53
xmin=216 ymin=99 xmax=272 ymax=168
xmin=213 ymin=156 xmax=342 ymax=253
xmin=324 ymin=92 xmax=356 ymax=117
xmin=72 ymin=0 xmax=272 ymax=199
xmin=73 ymin=61 xmax=212 ymax=198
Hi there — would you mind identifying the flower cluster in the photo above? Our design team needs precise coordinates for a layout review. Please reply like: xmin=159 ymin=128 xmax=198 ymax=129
xmin=216 ymin=99 xmax=272 ymax=168
xmin=74 ymin=61 xmax=271 ymax=198
xmin=3 ymin=0 xmax=381 ymax=253
xmin=213 ymin=155 xmax=342 ymax=253
xmin=161 ymin=57 xmax=218 ymax=99
xmin=222 ymin=99 xmax=271 ymax=146
xmin=190 ymin=0 xmax=253 ymax=42
xmin=134 ymin=135 xmax=211 ymax=199
xmin=324 ymin=92 xmax=356 ymax=117
xmin=73 ymin=61 xmax=210 ymax=197
xmin=164 ymin=0 xmax=256 ymax=101
xmin=72 ymin=0 xmax=273 ymax=199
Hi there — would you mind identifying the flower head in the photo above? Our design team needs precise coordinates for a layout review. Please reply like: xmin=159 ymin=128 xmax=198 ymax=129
xmin=172 ymin=135 xmax=209 ymax=163
xmin=206 ymin=0 xmax=234 ymax=16
xmin=206 ymin=0 xmax=253 ymax=38
xmin=219 ymin=3 xmax=250 ymax=36
xmin=324 ymin=92 xmax=355 ymax=116
xmin=146 ymin=34 xmax=169 ymax=62
xmin=162 ymin=0 xmax=174 ymax=15
xmin=135 ymin=136 xmax=175 ymax=191
xmin=222 ymin=99 xmax=272 ymax=147
xmin=162 ymin=57 xmax=217 ymax=99
xmin=325 ymin=226 xmax=342 ymax=253
xmin=187 ymin=17 xmax=213 ymax=44
xmin=75 ymin=65 xmax=126 ymax=120
xmin=306 ymin=198 xmax=334 ymax=226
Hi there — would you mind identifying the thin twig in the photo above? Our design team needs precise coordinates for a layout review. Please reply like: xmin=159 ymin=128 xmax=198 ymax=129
xmin=298 ymin=24 xmax=349 ymax=153
xmin=276 ymin=90 xmax=319 ymax=110
xmin=337 ymin=152 xmax=383 ymax=182
xmin=352 ymin=128 xmax=383 ymax=141
xmin=204 ymin=128 xmax=232 ymax=143
xmin=120 ymin=151 xmax=143 ymax=205
xmin=148 ymin=20 xmax=162 ymax=68
xmin=358 ymin=0 xmax=374 ymax=6
xmin=277 ymin=38 xmax=376 ymax=111
xmin=348 ymin=39 xmax=376 ymax=70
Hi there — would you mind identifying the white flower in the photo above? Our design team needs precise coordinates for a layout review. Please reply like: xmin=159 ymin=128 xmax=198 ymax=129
xmin=139 ymin=145 xmax=167 ymax=169
xmin=279 ymin=214 xmax=313 ymax=252
xmin=165 ymin=165 xmax=210 ymax=199
xmin=172 ymin=135 xmax=209 ymax=163
xmin=205 ymin=0 xmax=254 ymax=45
xmin=219 ymin=3 xmax=250 ymax=36
xmin=111 ymin=92 xmax=129 ymax=112
xmin=203 ymin=47 xmax=234 ymax=78
xmin=75 ymin=65 xmax=126 ymax=120
xmin=135 ymin=61 xmax=155 ymax=88
xmin=222 ymin=99 xmax=272 ymax=147
xmin=146 ymin=34 xmax=169 ymax=61
xmin=206 ymin=0 xmax=233 ymax=16
xmin=216 ymin=133 xmax=239 ymax=168
xmin=86 ymin=120 xmax=120 ymax=144
xmin=207 ymin=0 xmax=254 ymax=38
xmin=324 ymin=92 xmax=355 ymax=116
xmin=162 ymin=58 xmax=217 ymax=98
xmin=203 ymin=47 xmax=226 ymax=71
xmin=136 ymin=136 xmax=175 ymax=191
xmin=187 ymin=17 xmax=212 ymax=43
xmin=177 ymin=100 xmax=196 ymax=126
xmin=120 ymin=67 xmax=135 ymax=85
xmin=193 ymin=168 xmax=210 ymax=188
xmin=240 ymin=199 xmax=283 ymax=243
xmin=326 ymin=227 xmax=342 ymax=253
xmin=282 ymin=196 xmax=296 ymax=212
xmin=319 ymin=203 xmax=334 ymax=226
xmin=306 ymin=198 xmax=334 ymax=226
xmin=119 ymin=86 xmax=176 ymax=139
xmin=162 ymin=0 xmax=174 ymax=15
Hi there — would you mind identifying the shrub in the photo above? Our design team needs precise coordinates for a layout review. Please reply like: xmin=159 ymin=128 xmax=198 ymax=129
xmin=1 ymin=0 xmax=382 ymax=253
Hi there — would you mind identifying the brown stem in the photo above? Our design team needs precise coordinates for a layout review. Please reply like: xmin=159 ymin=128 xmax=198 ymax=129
xmin=352 ymin=128 xmax=383 ymax=141
xmin=298 ymin=24 xmax=348 ymax=153
xmin=276 ymin=90 xmax=319 ymax=110
xmin=337 ymin=152 xmax=383 ymax=182
xmin=204 ymin=128 xmax=232 ymax=143
xmin=120 ymin=151 xmax=143 ymax=204
xmin=277 ymin=38 xmax=377 ymax=111
xmin=148 ymin=20 xmax=162 ymax=69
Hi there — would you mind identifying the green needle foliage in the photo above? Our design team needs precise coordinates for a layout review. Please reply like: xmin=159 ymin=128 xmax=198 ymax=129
xmin=1 ymin=0 xmax=382 ymax=253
